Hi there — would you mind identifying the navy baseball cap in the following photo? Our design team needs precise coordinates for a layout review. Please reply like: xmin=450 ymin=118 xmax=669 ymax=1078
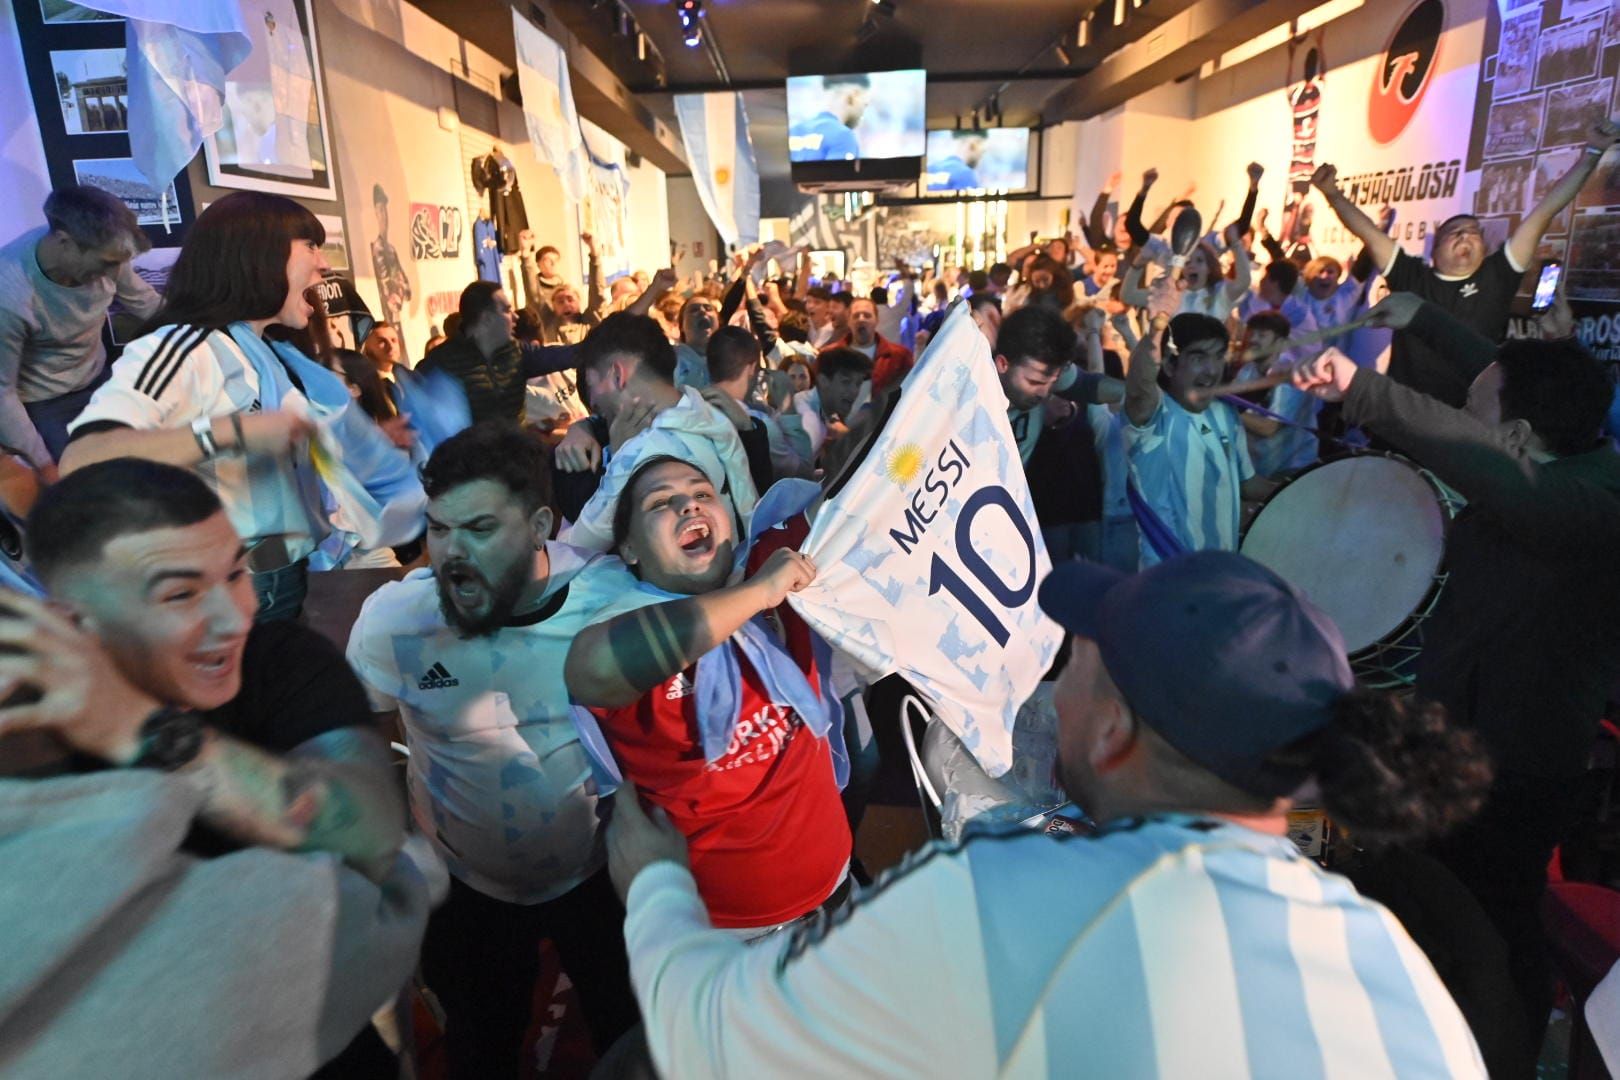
xmin=1037 ymin=551 xmax=1355 ymax=799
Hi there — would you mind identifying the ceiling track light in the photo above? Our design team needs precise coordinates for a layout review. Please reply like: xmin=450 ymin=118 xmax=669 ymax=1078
xmin=678 ymin=0 xmax=703 ymax=48
xmin=870 ymin=0 xmax=897 ymax=15
xmin=1054 ymin=39 xmax=1072 ymax=65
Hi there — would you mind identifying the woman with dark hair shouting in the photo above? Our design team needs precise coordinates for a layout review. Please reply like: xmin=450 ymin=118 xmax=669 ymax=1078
xmin=61 ymin=192 xmax=424 ymax=620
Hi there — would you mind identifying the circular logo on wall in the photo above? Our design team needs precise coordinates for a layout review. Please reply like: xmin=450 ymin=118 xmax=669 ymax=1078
xmin=1369 ymin=0 xmax=1445 ymax=144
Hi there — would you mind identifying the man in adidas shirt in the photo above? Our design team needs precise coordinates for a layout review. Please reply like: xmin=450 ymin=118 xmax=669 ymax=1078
xmin=345 ymin=424 xmax=645 ymax=1078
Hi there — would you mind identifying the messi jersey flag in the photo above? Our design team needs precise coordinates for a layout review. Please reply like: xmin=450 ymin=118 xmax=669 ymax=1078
xmin=790 ymin=304 xmax=1062 ymax=778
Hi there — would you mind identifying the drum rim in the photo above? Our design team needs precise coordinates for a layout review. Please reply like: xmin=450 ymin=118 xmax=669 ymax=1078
xmin=1240 ymin=450 xmax=1462 ymax=680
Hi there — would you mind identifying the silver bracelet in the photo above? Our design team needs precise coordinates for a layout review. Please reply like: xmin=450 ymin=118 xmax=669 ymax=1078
xmin=1587 ymin=145 xmax=1605 ymax=156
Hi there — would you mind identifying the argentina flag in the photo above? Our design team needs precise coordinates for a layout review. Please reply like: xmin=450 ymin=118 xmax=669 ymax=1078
xmin=673 ymin=92 xmax=760 ymax=249
xmin=789 ymin=304 xmax=1062 ymax=778
xmin=512 ymin=12 xmax=588 ymax=202
xmin=84 ymin=1 xmax=250 ymax=209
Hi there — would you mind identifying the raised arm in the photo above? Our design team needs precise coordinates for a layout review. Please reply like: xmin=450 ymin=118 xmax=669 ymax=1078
xmin=1118 ymin=248 xmax=1154 ymax=309
xmin=1510 ymin=118 xmax=1620 ymax=270
xmin=1310 ymin=163 xmax=1397 ymax=271
xmin=564 ymin=548 xmax=815 ymax=708
xmin=583 ymin=233 xmax=606 ymax=315
xmin=1220 ymin=223 xmax=1254 ymax=310
xmin=1124 ymin=312 xmax=1171 ymax=427
xmin=628 ymin=267 xmax=678 ymax=318
xmin=1083 ymin=172 xmax=1120 ymax=250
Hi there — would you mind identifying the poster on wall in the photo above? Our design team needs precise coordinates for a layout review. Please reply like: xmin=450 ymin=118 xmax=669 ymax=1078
xmin=73 ymin=157 xmax=180 ymax=225
xmin=203 ymin=0 xmax=336 ymax=199
xmin=40 ymin=0 xmax=117 ymax=23
xmin=49 ymin=48 xmax=127 ymax=134
xmin=1470 ymin=0 xmax=1620 ymax=353
xmin=1262 ymin=1 xmax=1478 ymax=269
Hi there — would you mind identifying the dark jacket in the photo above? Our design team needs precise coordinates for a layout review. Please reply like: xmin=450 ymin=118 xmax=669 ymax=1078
xmin=416 ymin=334 xmax=577 ymax=427
xmin=1343 ymin=353 xmax=1620 ymax=779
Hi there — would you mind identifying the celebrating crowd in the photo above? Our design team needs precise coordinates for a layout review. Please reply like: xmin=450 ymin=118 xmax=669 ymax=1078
xmin=3 ymin=116 xmax=1620 ymax=1080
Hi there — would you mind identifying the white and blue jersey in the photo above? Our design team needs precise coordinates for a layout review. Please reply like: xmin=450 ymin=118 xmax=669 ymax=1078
xmin=345 ymin=546 xmax=653 ymax=904
xmin=788 ymin=112 xmax=860 ymax=161
xmin=624 ymin=814 xmax=1485 ymax=1077
xmin=1234 ymin=361 xmax=1321 ymax=477
xmin=1126 ymin=395 xmax=1254 ymax=566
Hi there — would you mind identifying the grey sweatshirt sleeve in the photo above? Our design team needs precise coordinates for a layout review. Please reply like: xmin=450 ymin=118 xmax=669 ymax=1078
xmin=0 ymin=772 xmax=433 ymax=1080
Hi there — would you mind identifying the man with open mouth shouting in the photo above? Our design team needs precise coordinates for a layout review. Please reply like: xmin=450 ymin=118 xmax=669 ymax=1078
xmin=565 ymin=455 xmax=852 ymax=942
xmin=345 ymin=423 xmax=647 ymax=1079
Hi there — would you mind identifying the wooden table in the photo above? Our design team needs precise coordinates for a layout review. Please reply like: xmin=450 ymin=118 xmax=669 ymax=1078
xmin=303 ymin=566 xmax=407 ymax=649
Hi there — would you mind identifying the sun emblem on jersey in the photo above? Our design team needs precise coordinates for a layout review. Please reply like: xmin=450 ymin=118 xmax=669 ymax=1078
xmin=885 ymin=443 xmax=924 ymax=485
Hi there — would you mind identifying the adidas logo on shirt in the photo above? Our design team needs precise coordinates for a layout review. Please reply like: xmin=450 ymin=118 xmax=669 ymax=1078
xmin=665 ymin=672 xmax=694 ymax=700
xmin=418 ymin=662 xmax=460 ymax=690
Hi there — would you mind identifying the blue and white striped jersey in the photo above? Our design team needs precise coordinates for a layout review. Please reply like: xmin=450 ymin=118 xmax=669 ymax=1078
xmin=1125 ymin=395 xmax=1255 ymax=566
xmin=625 ymin=815 xmax=1485 ymax=1078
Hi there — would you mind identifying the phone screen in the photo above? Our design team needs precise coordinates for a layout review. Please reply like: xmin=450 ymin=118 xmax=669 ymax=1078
xmin=1532 ymin=260 xmax=1562 ymax=311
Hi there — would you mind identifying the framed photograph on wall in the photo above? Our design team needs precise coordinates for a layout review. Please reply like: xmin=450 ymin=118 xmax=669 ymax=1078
xmin=202 ymin=0 xmax=336 ymax=199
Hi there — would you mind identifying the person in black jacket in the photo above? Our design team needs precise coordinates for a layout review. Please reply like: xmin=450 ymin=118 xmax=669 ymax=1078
xmin=1293 ymin=293 xmax=1620 ymax=1078
xmin=416 ymin=281 xmax=577 ymax=427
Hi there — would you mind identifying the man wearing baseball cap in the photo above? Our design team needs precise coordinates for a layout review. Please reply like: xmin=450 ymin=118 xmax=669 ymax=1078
xmin=599 ymin=551 xmax=1493 ymax=1077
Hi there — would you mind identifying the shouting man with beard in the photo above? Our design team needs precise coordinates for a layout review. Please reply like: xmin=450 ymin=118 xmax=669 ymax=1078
xmin=345 ymin=423 xmax=645 ymax=1079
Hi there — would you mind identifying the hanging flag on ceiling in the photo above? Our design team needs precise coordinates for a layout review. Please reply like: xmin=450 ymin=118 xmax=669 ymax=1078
xmin=673 ymin=91 xmax=761 ymax=250
xmin=512 ymin=12 xmax=588 ymax=203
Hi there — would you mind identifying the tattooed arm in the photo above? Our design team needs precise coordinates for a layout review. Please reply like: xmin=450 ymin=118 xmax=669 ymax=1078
xmin=565 ymin=548 xmax=817 ymax=708
xmin=0 ymin=589 xmax=405 ymax=880
xmin=179 ymin=726 xmax=406 ymax=881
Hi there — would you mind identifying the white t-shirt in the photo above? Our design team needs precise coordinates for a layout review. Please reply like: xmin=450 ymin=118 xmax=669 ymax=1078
xmin=345 ymin=545 xmax=652 ymax=904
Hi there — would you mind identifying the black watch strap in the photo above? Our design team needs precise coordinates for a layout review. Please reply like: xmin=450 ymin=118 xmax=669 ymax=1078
xmin=130 ymin=707 xmax=206 ymax=772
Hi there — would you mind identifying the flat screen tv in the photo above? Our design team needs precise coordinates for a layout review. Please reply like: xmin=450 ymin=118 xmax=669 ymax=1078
xmin=786 ymin=69 xmax=926 ymax=163
xmin=923 ymin=128 xmax=1031 ymax=192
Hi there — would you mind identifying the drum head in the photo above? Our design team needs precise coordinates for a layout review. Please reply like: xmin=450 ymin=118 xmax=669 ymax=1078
xmin=1240 ymin=456 xmax=1447 ymax=653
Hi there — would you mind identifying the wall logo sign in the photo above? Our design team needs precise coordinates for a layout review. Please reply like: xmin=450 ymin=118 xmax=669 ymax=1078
xmin=1369 ymin=0 xmax=1444 ymax=145
xmin=409 ymin=203 xmax=464 ymax=260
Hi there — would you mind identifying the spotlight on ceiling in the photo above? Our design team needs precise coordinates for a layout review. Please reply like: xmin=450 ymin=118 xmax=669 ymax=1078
xmin=871 ymin=0 xmax=897 ymax=14
xmin=678 ymin=0 xmax=703 ymax=47
xmin=1054 ymin=40 xmax=1073 ymax=65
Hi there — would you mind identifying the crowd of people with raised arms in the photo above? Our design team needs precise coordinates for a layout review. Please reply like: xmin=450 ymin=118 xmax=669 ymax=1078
xmin=2 ymin=113 xmax=1620 ymax=1080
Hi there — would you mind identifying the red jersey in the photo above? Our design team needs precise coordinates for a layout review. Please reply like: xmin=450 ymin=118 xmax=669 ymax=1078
xmin=593 ymin=518 xmax=851 ymax=928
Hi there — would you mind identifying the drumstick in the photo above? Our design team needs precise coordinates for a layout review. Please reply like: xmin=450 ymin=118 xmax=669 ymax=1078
xmin=1191 ymin=311 xmax=1380 ymax=402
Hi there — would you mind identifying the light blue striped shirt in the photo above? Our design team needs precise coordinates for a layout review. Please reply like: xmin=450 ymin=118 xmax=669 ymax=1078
xmin=624 ymin=814 xmax=1485 ymax=1077
xmin=1126 ymin=395 xmax=1254 ymax=566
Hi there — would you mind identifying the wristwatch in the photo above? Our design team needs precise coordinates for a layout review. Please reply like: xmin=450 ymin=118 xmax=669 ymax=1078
xmin=130 ymin=706 xmax=206 ymax=771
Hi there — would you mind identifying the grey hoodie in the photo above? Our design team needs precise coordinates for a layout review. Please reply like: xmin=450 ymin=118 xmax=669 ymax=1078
xmin=0 ymin=770 xmax=433 ymax=1079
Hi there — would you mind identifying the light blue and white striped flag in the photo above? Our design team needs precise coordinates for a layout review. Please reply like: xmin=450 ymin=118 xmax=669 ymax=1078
xmin=789 ymin=304 xmax=1062 ymax=777
xmin=512 ymin=12 xmax=587 ymax=203
xmin=82 ymin=1 xmax=250 ymax=208
xmin=673 ymin=92 xmax=760 ymax=249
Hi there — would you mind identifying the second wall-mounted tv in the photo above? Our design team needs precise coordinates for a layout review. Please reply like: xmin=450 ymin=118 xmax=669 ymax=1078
xmin=787 ymin=69 xmax=926 ymax=163
xmin=923 ymin=128 xmax=1032 ymax=193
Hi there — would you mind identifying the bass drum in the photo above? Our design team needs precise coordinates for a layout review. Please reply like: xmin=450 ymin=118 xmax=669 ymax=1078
xmin=1239 ymin=453 xmax=1462 ymax=688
